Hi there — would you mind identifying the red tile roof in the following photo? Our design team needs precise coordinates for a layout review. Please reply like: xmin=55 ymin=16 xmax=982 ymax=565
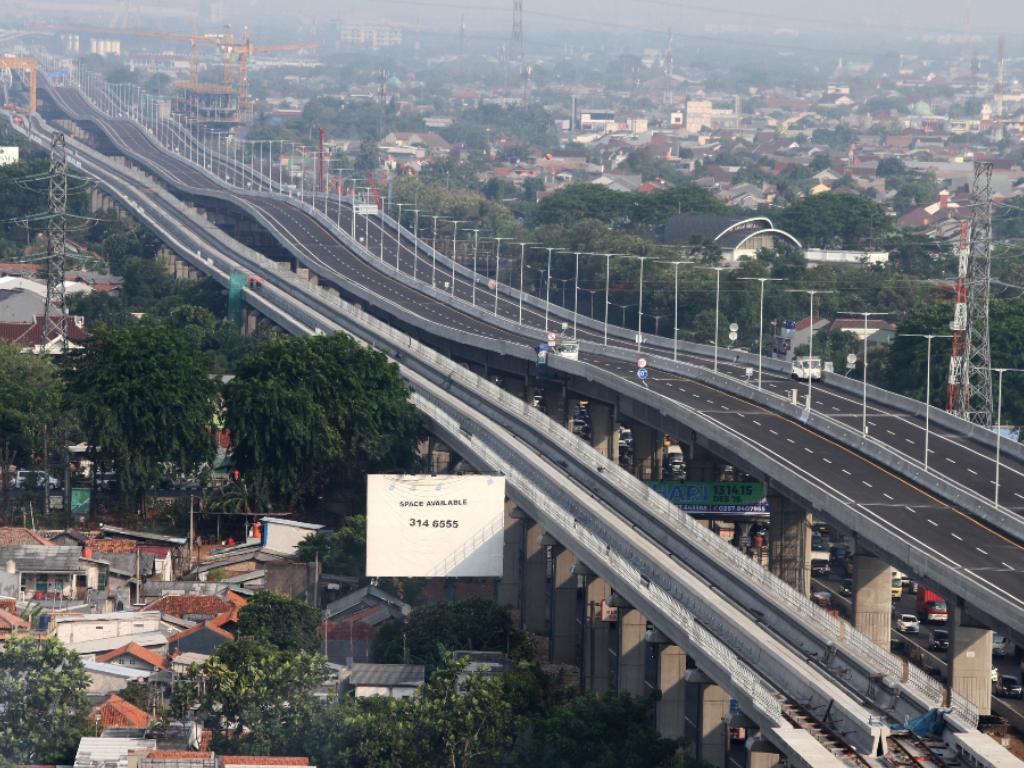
xmin=145 ymin=594 xmax=245 ymax=622
xmin=150 ymin=753 xmax=212 ymax=759
xmin=0 ymin=314 xmax=87 ymax=347
xmin=87 ymin=538 xmax=138 ymax=553
xmin=206 ymin=608 xmax=238 ymax=629
xmin=220 ymin=759 xmax=309 ymax=766
xmin=0 ymin=527 xmax=54 ymax=546
xmin=0 ymin=608 xmax=30 ymax=631
xmin=90 ymin=693 xmax=152 ymax=729
xmin=95 ymin=641 xmax=170 ymax=671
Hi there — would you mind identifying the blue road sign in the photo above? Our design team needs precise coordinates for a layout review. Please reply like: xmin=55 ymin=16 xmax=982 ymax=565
xmin=637 ymin=368 xmax=648 ymax=380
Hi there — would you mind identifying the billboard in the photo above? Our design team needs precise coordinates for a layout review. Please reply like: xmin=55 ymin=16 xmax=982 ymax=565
xmin=366 ymin=474 xmax=506 ymax=577
xmin=0 ymin=148 xmax=19 ymax=166
xmin=646 ymin=481 xmax=768 ymax=517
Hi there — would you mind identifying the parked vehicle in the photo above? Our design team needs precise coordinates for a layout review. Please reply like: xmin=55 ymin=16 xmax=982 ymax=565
xmin=928 ymin=630 xmax=949 ymax=651
xmin=996 ymin=676 xmax=1022 ymax=699
xmin=14 ymin=470 xmax=59 ymax=489
xmin=897 ymin=615 xmax=920 ymax=634
xmin=95 ymin=472 xmax=119 ymax=489
xmin=811 ymin=556 xmax=831 ymax=576
xmin=917 ymin=589 xmax=947 ymax=623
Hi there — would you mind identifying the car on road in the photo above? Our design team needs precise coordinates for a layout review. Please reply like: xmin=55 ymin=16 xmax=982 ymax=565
xmin=841 ymin=578 xmax=853 ymax=596
xmin=829 ymin=545 xmax=848 ymax=565
xmin=996 ymin=676 xmax=1022 ymax=699
xmin=928 ymin=630 xmax=949 ymax=651
xmin=14 ymin=470 xmax=59 ymax=489
xmin=811 ymin=556 xmax=831 ymax=576
xmin=897 ymin=615 xmax=920 ymax=634
xmin=992 ymin=633 xmax=1009 ymax=657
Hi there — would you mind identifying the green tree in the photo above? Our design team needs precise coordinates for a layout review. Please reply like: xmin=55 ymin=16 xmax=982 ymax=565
xmin=237 ymin=590 xmax=324 ymax=654
xmin=373 ymin=597 xmax=529 ymax=671
xmin=62 ymin=325 xmax=218 ymax=507
xmin=793 ymin=328 xmax=860 ymax=371
xmin=354 ymin=137 xmax=380 ymax=172
xmin=774 ymin=193 xmax=894 ymax=249
xmin=0 ymin=636 xmax=91 ymax=763
xmin=223 ymin=334 xmax=419 ymax=505
xmin=809 ymin=153 xmax=833 ymax=173
xmin=876 ymin=157 xmax=908 ymax=178
xmin=0 ymin=343 xmax=63 ymax=466
xmin=201 ymin=638 xmax=328 ymax=750
xmin=297 ymin=514 xmax=367 ymax=578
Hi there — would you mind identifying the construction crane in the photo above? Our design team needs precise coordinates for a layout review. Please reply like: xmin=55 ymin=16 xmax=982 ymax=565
xmin=235 ymin=27 xmax=321 ymax=134
xmin=109 ymin=0 xmax=132 ymax=29
xmin=0 ymin=58 xmax=37 ymax=112
xmin=366 ymin=171 xmax=383 ymax=210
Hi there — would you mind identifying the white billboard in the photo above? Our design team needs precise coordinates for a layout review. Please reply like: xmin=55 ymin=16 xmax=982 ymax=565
xmin=0 ymin=148 xmax=19 ymax=166
xmin=366 ymin=474 xmax=506 ymax=578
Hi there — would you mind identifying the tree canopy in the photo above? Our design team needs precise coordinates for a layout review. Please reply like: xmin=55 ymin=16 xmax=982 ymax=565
xmin=0 ymin=343 xmax=62 ymax=467
xmin=61 ymin=324 xmax=218 ymax=507
xmin=774 ymin=192 xmax=894 ymax=249
xmin=237 ymin=590 xmax=325 ymax=655
xmin=533 ymin=184 xmax=730 ymax=229
xmin=223 ymin=333 xmax=419 ymax=505
xmin=0 ymin=636 xmax=91 ymax=763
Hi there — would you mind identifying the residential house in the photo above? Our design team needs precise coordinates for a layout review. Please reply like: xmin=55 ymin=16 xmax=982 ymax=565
xmin=322 ymin=585 xmax=409 ymax=664
xmin=167 ymin=621 xmax=234 ymax=656
xmin=56 ymin=611 xmax=163 ymax=645
xmin=341 ymin=663 xmax=425 ymax=699
xmin=821 ymin=318 xmax=897 ymax=341
xmin=74 ymin=738 xmax=157 ymax=768
xmin=0 ymin=313 xmax=88 ymax=352
xmin=90 ymin=692 xmax=153 ymax=731
xmin=260 ymin=517 xmax=324 ymax=555
xmin=83 ymin=659 xmax=156 ymax=696
xmin=0 ymin=544 xmax=93 ymax=601
xmin=140 ymin=753 xmax=217 ymax=768
xmin=95 ymin=641 xmax=171 ymax=673
xmin=0 ymin=608 xmax=30 ymax=639
xmin=145 ymin=592 xmax=246 ymax=630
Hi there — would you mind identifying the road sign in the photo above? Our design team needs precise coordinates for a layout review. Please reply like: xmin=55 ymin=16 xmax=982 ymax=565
xmin=739 ymin=536 xmax=752 ymax=547
xmin=637 ymin=357 xmax=648 ymax=369
xmin=547 ymin=332 xmax=557 ymax=343
xmin=729 ymin=323 xmax=739 ymax=332
xmin=846 ymin=354 xmax=857 ymax=364
xmin=728 ymin=332 xmax=738 ymax=341
xmin=637 ymin=369 xmax=648 ymax=380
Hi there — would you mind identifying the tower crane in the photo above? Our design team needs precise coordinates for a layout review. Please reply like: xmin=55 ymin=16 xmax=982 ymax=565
xmin=234 ymin=28 xmax=322 ymax=134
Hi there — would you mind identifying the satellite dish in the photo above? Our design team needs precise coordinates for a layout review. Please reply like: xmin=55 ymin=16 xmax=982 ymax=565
xmin=729 ymin=323 xmax=739 ymax=332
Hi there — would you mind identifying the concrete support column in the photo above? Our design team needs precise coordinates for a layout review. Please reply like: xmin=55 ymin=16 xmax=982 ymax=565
xmin=544 ymin=383 xmax=568 ymax=428
xmin=852 ymin=554 xmax=892 ymax=648
xmin=948 ymin=606 xmax=993 ymax=716
xmin=688 ymin=445 xmax=719 ymax=482
xmin=632 ymin=423 xmax=656 ymax=481
xmin=580 ymin=573 xmax=611 ymax=693
xmin=466 ymin=362 xmax=487 ymax=379
xmin=522 ymin=521 xmax=548 ymax=633
xmin=653 ymin=435 xmax=665 ymax=481
xmin=768 ymin=492 xmax=811 ymax=597
xmin=565 ymin=394 xmax=581 ymax=431
xmin=551 ymin=547 xmax=578 ymax=664
xmin=497 ymin=503 xmax=523 ymax=611
xmin=686 ymin=670 xmax=730 ymax=768
xmin=648 ymin=630 xmax=686 ymax=740
xmin=502 ymin=377 xmax=527 ymax=401
xmin=588 ymin=402 xmax=615 ymax=460
xmin=617 ymin=606 xmax=647 ymax=696
xmin=746 ymin=738 xmax=782 ymax=768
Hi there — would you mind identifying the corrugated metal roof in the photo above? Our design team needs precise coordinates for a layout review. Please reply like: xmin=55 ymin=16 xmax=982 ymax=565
xmin=97 ymin=525 xmax=186 ymax=545
xmin=349 ymin=663 xmax=424 ymax=687
xmin=83 ymin=660 xmax=155 ymax=679
xmin=0 ymin=545 xmax=86 ymax=573
xmin=74 ymin=737 xmax=156 ymax=768
xmin=67 ymin=631 xmax=169 ymax=656
xmin=260 ymin=517 xmax=323 ymax=530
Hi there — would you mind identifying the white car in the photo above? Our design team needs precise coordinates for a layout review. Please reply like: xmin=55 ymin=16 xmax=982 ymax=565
xmin=14 ymin=470 xmax=59 ymax=489
xmin=897 ymin=614 xmax=920 ymax=634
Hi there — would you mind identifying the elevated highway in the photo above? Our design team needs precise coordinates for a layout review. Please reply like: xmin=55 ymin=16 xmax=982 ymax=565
xmin=12 ymin=98 xmax=1024 ymax=767
xmin=20 ymin=76 xmax=1024 ymax=732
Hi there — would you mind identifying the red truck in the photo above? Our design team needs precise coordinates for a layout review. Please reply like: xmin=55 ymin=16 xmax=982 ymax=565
xmin=917 ymin=588 xmax=947 ymax=623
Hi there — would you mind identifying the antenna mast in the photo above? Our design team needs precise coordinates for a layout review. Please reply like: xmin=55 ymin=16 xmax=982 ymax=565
xmin=510 ymin=0 xmax=525 ymax=105
xmin=43 ymin=131 xmax=69 ymax=352
xmin=951 ymin=162 xmax=994 ymax=424
xmin=663 ymin=28 xmax=673 ymax=107
xmin=995 ymin=36 xmax=1005 ymax=140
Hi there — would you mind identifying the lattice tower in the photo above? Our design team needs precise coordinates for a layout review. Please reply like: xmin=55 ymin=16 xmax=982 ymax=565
xmin=43 ymin=131 xmax=69 ymax=352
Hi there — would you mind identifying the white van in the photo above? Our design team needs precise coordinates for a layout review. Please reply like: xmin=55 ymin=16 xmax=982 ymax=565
xmin=555 ymin=340 xmax=579 ymax=361
xmin=15 ymin=470 xmax=59 ymax=489
xmin=792 ymin=357 xmax=825 ymax=380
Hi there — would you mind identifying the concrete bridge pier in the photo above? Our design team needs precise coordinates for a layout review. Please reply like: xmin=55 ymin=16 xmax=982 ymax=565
xmin=587 ymin=401 xmax=617 ymax=461
xmin=688 ymin=444 xmax=719 ymax=482
xmin=948 ymin=606 xmax=993 ymax=716
xmin=745 ymin=737 xmax=783 ymax=768
xmin=501 ymin=377 xmax=527 ymax=401
xmin=647 ymin=628 xmax=687 ymax=741
xmin=496 ymin=504 xmax=524 ymax=612
xmin=608 ymin=594 xmax=647 ymax=696
xmin=632 ymin=423 xmax=664 ymax=481
xmin=521 ymin=521 xmax=549 ymax=633
xmin=852 ymin=553 xmax=892 ymax=648
xmin=574 ymin=562 xmax=611 ymax=693
xmin=768 ymin=491 xmax=811 ymax=597
xmin=685 ymin=668 xmax=730 ymax=768
xmin=551 ymin=545 xmax=578 ymax=664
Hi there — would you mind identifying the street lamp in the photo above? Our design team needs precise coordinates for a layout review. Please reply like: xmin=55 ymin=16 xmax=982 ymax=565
xmin=657 ymin=259 xmax=695 ymax=362
xmin=738 ymin=277 xmax=784 ymax=389
xmin=993 ymin=368 xmax=1024 ymax=509
xmin=514 ymin=242 xmax=538 ymax=325
xmin=596 ymin=252 xmax=621 ymax=346
xmin=838 ymin=311 xmax=888 ymax=434
xmin=411 ymin=210 xmax=421 ymax=282
xmin=901 ymin=334 xmax=953 ymax=472
xmin=787 ymin=290 xmax=834 ymax=412
xmin=469 ymin=229 xmax=482 ymax=306
xmin=527 ymin=265 xmax=550 ymax=330
xmin=492 ymin=237 xmax=511 ymax=316
xmin=580 ymin=289 xmax=600 ymax=318
xmin=532 ymin=246 xmax=563 ymax=333
xmin=622 ymin=254 xmax=655 ymax=352
xmin=446 ymin=220 xmax=465 ymax=295
xmin=431 ymin=215 xmax=441 ymax=287
xmin=702 ymin=267 xmax=729 ymax=373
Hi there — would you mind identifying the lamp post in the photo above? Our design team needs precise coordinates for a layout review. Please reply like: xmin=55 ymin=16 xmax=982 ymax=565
xmin=411 ymin=210 xmax=421 ymax=281
xmin=702 ymin=267 xmax=728 ymax=373
xmin=527 ymin=265 xmax=550 ymax=330
xmin=492 ymin=237 xmax=511 ymax=316
xmin=992 ymin=368 xmax=1024 ymax=508
xmin=738 ymin=277 xmax=783 ymax=389
xmin=431 ymin=215 xmax=441 ymax=287
xmin=597 ymin=252 xmax=619 ymax=345
xmin=532 ymin=246 xmax=562 ymax=333
xmin=788 ymin=290 xmax=834 ymax=412
xmin=838 ymin=311 xmax=888 ymax=434
xmin=469 ymin=229 xmax=482 ymax=305
xmin=514 ymin=242 xmax=538 ymax=325
xmin=657 ymin=260 xmax=695 ymax=362
xmin=580 ymin=289 xmax=600 ymax=319
xmin=569 ymin=251 xmax=588 ymax=339
xmin=447 ymin=220 xmax=465 ymax=296
xmin=620 ymin=254 xmax=654 ymax=352
xmin=394 ymin=203 xmax=407 ymax=272
xmin=901 ymin=334 xmax=953 ymax=472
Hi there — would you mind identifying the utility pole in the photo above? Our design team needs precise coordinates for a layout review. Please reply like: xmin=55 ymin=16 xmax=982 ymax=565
xmin=510 ymin=0 xmax=525 ymax=104
xmin=662 ymin=28 xmax=673 ymax=107
xmin=376 ymin=69 xmax=388 ymax=139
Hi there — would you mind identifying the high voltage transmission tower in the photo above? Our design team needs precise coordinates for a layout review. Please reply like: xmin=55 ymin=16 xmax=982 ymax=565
xmin=509 ymin=0 xmax=525 ymax=104
xmin=948 ymin=161 xmax=994 ymax=425
xmin=43 ymin=131 xmax=69 ymax=352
